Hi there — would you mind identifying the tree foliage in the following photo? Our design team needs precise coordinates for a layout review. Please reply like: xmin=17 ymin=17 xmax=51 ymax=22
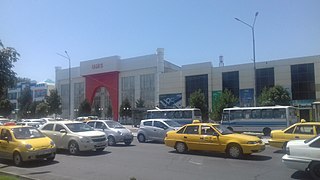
xmin=0 ymin=40 xmax=20 ymax=99
xmin=258 ymin=85 xmax=291 ymax=106
xmin=45 ymin=89 xmax=62 ymax=116
xmin=210 ymin=89 xmax=238 ymax=121
xmin=189 ymin=89 xmax=208 ymax=121
xmin=135 ymin=98 xmax=145 ymax=108
xmin=36 ymin=102 xmax=49 ymax=118
xmin=18 ymin=86 xmax=33 ymax=118
xmin=120 ymin=98 xmax=132 ymax=118
xmin=78 ymin=99 xmax=91 ymax=117
xmin=0 ymin=99 xmax=13 ymax=117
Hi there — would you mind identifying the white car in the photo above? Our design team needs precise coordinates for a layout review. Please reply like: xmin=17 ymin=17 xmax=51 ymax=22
xmin=282 ymin=135 xmax=320 ymax=179
xmin=39 ymin=121 xmax=108 ymax=155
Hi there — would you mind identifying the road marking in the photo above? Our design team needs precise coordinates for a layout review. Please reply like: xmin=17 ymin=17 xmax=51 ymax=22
xmin=189 ymin=160 xmax=202 ymax=165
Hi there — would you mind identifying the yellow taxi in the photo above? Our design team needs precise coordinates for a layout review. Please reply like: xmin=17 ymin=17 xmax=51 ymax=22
xmin=164 ymin=120 xmax=265 ymax=158
xmin=268 ymin=120 xmax=320 ymax=150
xmin=0 ymin=124 xmax=56 ymax=166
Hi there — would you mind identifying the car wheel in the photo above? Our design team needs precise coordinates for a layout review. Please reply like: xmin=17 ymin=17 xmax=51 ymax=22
xmin=175 ymin=142 xmax=187 ymax=153
xmin=96 ymin=148 xmax=105 ymax=152
xmin=124 ymin=141 xmax=132 ymax=146
xmin=263 ymin=128 xmax=271 ymax=136
xmin=137 ymin=134 xmax=146 ymax=143
xmin=108 ymin=136 xmax=116 ymax=146
xmin=68 ymin=141 xmax=79 ymax=155
xmin=13 ymin=152 xmax=23 ymax=166
xmin=309 ymin=161 xmax=320 ymax=179
xmin=227 ymin=144 xmax=243 ymax=159
xmin=47 ymin=153 xmax=55 ymax=162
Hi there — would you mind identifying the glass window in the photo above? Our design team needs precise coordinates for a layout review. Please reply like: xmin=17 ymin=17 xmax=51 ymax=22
xmin=285 ymin=126 xmax=295 ymax=133
xmin=243 ymin=110 xmax=251 ymax=119
xmin=55 ymin=124 xmax=65 ymax=132
xmin=252 ymin=110 xmax=261 ymax=119
xmin=222 ymin=71 xmax=239 ymax=98
xmin=294 ymin=125 xmax=314 ymax=134
xmin=291 ymin=63 xmax=315 ymax=100
xmin=185 ymin=74 xmax=208 ymax=107
xmin=201 ymin=126 xmax=216 ymax=135
xmin=309 ymin=138 xmax=320 ymax=148
xmin=42 ymin=124 xmax=54 ymax=131
xmin=194 ymin=110 xmax=202 ymax=117
xmin=273 ymin=109 xmax=286 ymax=119
xmin=174 ymin=111 xmax=183 ymax=118
xmin=66 ymin=123 xmax=94 ymax=132
xmin=121 ymin=76 xmax=135 ymax=108
xmin=222 ymin=113 xmax=229 ymax=121
xmin=12 ymin=127 xmax=45 ymax=139
xmin=143 ymin=121 xmax=152 ymax=126
xmin=0 ymin=129 xmax=12 ymax=141
xmin=230 ymin=110 xmax=242 ymax=120
xmin=177 ymin=126 xmax=186 ymax=134
xmin=96 ymin=122 xmax=106 ymax=129
xmin=140 ymin=74 xmax=155 ymax=108
xmin=154 ymin=121 xmax=168 ymax=129
xmin=87 ymin=122 xmax=95 ymax=127
xmin=105 ymin=121 xmax=124 ymax=128
xmin=316 ymin=126 xmax=320 ymax=135
xmin=261 ymin=109 xmax=273 ymax=119
xmin=184 ymin=125 xmax=199 ymax=134
xmin=256 ymin=68 xmax=275 ymax=97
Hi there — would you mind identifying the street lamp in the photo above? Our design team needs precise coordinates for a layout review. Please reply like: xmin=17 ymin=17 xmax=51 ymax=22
xmin=57 ymin=51 xmax=71 ymax=119
xmin=235 ymin=12 xmax=259 ymax=107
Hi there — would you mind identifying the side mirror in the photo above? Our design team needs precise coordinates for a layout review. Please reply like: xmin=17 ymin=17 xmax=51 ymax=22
xmin=3 ymin=136 xmax=9 ymax=142
xmin=60 ymin=129 xmax=67 ymax=134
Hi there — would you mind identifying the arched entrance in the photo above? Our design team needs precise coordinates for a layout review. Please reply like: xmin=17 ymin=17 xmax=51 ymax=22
xmin=92 ymin=87 xmax=112 ymax=119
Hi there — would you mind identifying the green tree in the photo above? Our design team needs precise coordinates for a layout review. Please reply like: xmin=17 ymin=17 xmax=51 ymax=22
xmin=18 ymin=86 xmax=33 ymax=118
xmin=36 ymin=102 xmax=49 ymax=118
xmin=120 ymin=98 xmax=132 ymax=118
xmin=0 ymin=40 xmax=20 ymax=99
xmin=0 ymin=99 xmax=13 ymax=117
xmin=135 ymin=98 xmax=145 ymax=108
xmin=45 ymin=89 xmax=62 ymax=117
xmin=258 ymin=85 xmax=291 ymax=106
xmin=210 ymin=89 xmax=238 ymax=121
xmin=78 ymin=99 xmax=91 ymax=117
xmin=106 ymin=104 xmax=113 ymax=119
xmin=189 ymin=89 xmax=208 ymax=121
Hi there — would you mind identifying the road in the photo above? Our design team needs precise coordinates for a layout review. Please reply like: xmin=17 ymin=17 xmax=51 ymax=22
xmin=0 ymin=139 xmax=313 ymax=180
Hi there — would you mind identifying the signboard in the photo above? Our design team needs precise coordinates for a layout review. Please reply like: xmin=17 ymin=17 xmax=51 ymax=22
xmin=159 ymin=93 xmax=182 ymax=109
xmin=239 ymin=89 xmax=254 ymax=107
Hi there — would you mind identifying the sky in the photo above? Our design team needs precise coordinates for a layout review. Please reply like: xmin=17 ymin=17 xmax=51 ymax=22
xmin=1 ymin=0 xmax=320 ymax=82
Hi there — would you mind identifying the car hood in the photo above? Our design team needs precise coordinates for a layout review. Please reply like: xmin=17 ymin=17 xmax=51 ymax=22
xmin=110 ymin=128 xmax=132 ymax=134
xmin=224 ymin=133 xmax=261 ymax=141
xmin=287 ymin=139 xmax=305 ymax=146
xmin=21 ymin=137 xmax=54 ymax=150
xmin=74 ymin=131 xmax=105 ymax=137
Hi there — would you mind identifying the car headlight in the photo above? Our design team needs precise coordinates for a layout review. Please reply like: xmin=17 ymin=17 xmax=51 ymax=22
xmin=25 ymin=144 xmax=33 ymax=149
xmin=79 ymin=136 xmax=91 ymax=143
xmin=247 ymin=141 xmax=258 ymax=144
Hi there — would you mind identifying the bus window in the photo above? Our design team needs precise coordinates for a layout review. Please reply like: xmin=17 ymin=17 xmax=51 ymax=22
xmin=230 ymin=110 xmax=242 ymax=120
xmin=174 ymin=111 xmax=183 ymax=118
xmin=153 ymin=111 xmax=162 ymax=118
xmin=222 ymin=113 xmax=229 ymax=121
xmin=273 ymin=109 xmax=286 ymax=119
xmin=182 ymin=111 xmax=192 ymax=119
xmin=252 ymin=109 xmax=261 ymax=118
xmin=261 ymin=109 xmax=273 ymax=119
xmin=194 ymin=110 xmax=201 ymax=117
xmin=165 ymin=111 xmax=174 ymax=119
xmin=243 ymin=110 xmax=251 ymax=119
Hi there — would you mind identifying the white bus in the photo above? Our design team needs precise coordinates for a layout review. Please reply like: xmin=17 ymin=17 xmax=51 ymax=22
xmin=221 ymin=106 xmax=298 ymax=136
xmin=146 ymin=108 xmax=202 ymax=125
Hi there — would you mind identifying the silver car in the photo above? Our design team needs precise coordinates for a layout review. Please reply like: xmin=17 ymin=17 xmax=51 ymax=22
xmin=87 ymin=120 xmax=134 ymax=146
xmin=137 ymin=119 xmax=181 ymax=143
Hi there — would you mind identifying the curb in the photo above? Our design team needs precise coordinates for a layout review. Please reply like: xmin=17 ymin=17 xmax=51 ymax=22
xmin=0 ymin=171 xmax=36 ymax=180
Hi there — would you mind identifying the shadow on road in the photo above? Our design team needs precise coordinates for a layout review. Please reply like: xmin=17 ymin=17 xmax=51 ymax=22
xmin=168 ymin=150 xmax=272 ymax=161
xmin=273 ymin=149 xmax=286 ymax=154
xmin=57 ymin=149 xmax=111 ymax=157
xmin=0 ymin=159 xmax=59 ymax=168
xmin=109 ymin=144 xmax=136 ymax=147
xmin=291 ymin=170 xmax=312 ymax=180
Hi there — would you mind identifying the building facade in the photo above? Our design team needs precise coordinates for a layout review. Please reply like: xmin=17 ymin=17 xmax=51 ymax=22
xmin=55 ymin=49 xmax=320 ymax=121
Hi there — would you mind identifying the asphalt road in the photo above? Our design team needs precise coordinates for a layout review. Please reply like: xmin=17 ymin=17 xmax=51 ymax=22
xmin=0 ymin=139 xmax=313 ymax=180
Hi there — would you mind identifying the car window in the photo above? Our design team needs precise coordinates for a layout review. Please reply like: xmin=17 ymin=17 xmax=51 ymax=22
xmin=96 ymin=122 xmax=106 ymax=129
xmin=200 ymin=126 xmax=216 ymax=135
xmin=42 ymin=124 xmax=54 ymax=131
xmin=55 ymin=124 xmax=65 ymax=132
xmin=0 ymin=129 xmax=12 ymax=141
xmin=66 ymin=123 xmax=94 ymax=132
xmin=87 ymin=122 xmax=95 ymax=127
xmin=316 ymin=125 xmax=320 ymax=135
xmin=12 ymin=127 xmax=45 ymax=139
xmin=284 ymin=126 xmax=295 ymax=133
xmin=309 ymin=137 xmax=320 ymax=148
xmin=176 ymin=126 xmax=186 ymax=134
xmin=154 ymin=121 xmax=168 ymax=129
xmin=294 ymin=125 xmax=314 ymax=134
xmin=143 ymin=121 xmax=152 ymax=126
xmin=184 ymin=125 xmax=199 ymax=134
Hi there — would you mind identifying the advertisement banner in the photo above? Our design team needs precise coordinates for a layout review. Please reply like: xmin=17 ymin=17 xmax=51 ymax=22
xmin=159 ymin=93 xmax=182 ymax=109
xmin=239 ymin=89 xmax=254 ymax=107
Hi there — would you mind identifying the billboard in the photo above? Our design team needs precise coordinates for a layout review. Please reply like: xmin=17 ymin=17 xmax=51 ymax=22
xmin=159 ymin=93 xmax=182 ymax=109
xmin=240 ymin=89 xmax=254 ymax=107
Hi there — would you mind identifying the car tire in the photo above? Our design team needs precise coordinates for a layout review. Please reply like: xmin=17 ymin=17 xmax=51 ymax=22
xmin=13 ymin=152 xmax=23 ymax=166
xmin=175 ymin=142 xmax=187 ymax=153
xmin=227 ymin=144 xmax=243 ymax=159
xmin=108 ymin=136 xmax=116 ymax=146
xmin=137 ymin=134 xmax=146 ymax=143
xmin=263 ymin=128 xmax=271 ymax=136
xmin=309 ymin=161 xmax=320 ymax=179
xmin=124 ymin=141 xmax=132 ymax=146
xmin=68 ymin=141 xmax=79 ymax=155
xmin=47 ymin=153 xmax=55 ymax=162
xmin=96 ymin=148 xmax=105 ymax=152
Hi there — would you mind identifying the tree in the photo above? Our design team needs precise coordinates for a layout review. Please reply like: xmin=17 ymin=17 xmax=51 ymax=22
xmin=210 ymin=89 xmax=238 ymax=121
xmin=78 ymin=99 xmax=91 ymax=117
xmin=45 ymin=89 xmax=62 ymax=117
xmin=135 ymin=98 xmax=145 ymax=108
xmin=120 ymin=98 xmax=132 ymax=118
xmin=106 ymin=104 xmax=113 ymax=119
xmin=36 ymin=102 xmax=49 ymax=118
xmin=0 ymin=99 xmax=13 ymax=117
xmin=189 ymin=89 xmax=208 ymax=121
xmin=258 ymin=85 xmax=291 ymax=106
xmin=0 ymin=40 xmax=20 ymax=99
xmin=18 ymin=86 xmax=33 ymax=118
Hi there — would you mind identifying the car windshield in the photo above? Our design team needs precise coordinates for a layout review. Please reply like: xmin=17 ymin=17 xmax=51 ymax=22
xmin=12 ymin=127 xmax=45 ymax=139
xmin=213 ymin=125 xmax=233 ymax=135
xmin=304 ymin=136 xmax=318 ymax=143
xmin=105 ymin=121 xmax=124 ymax=129
xmin=66 ymin=123 xmax=94 ymax=132
xmin=164 ymin=120 xmax=182 ymax=127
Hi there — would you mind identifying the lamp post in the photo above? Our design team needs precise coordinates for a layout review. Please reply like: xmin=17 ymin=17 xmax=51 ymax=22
xmin=235 ymin=12 xmax=259 ymax=107
xmin=57 ymin=51 xmax=71 ymax=119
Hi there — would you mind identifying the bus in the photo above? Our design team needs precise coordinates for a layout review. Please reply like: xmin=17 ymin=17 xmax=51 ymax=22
xmin=146 ymin=108 xmax=202 ymax=125
xmin=221 ymin=106 xmax=298 ymax=136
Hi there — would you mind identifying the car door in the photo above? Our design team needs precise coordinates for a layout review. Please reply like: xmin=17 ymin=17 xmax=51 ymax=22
xmin=182 ymin=125 xmax=201 ymax=150
xmin=153 ymin=121 xmax=169 ymax=141
xmin=198 ymin=125 xmax=221 ymax=151
xmin=141 ymin=121 xmax=154 ymax=140
xmin=96 ymin=122 xmax=112 ymax=136
xmin=40 ymin=123 xmax=55 ymax=142
xmin=52 ymin=124 xmax=69 ymax=149
xmin=0 ymin=128 xmax=15 ymax=159
xmin=284 ymin=124 xmax=314 ymax=140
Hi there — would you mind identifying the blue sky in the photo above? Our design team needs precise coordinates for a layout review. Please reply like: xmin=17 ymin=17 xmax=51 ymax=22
xmin=1 ymin=0 xmax=320 ymax=82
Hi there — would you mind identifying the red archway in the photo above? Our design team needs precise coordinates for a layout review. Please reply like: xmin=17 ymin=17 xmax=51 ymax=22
xmin=85 ymin=72 xmax=119 ymax=120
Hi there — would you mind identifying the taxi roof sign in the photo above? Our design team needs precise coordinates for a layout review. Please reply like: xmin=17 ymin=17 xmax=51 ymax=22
xmin=192 ymin=120 xmax=201 ymax=124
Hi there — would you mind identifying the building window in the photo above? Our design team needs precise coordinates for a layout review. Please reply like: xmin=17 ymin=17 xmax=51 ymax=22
xmin=74 ymin=82 xmax=85 ymax=109
xmin=291 ymin=63 xmax=315 ymax=100
xmin=140 ymin=74 xmax=155 ymax=108
xmin=61 ymin=84 xmax=69 ymax=116
xmin=185 ymin=74 xmax=208 ymax=107
xmin=256 ymin=68 xmax=274 ymax=97
xmin=222 ymin=71 xmax=239 ymax=98
xmin=8 ymin=92 xmax=17 ymax=100
xmin=121 ymin=76 xmax=135 ymax=106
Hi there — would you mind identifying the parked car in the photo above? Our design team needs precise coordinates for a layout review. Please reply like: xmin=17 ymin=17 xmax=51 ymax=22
xmin=269 ymin=121 xmax=320 ymax=150
xmin=282 ymin=135 xmax=320 ymax=179
xmin=16 ymin=122 xmax=41 ymax=128
xmin=39 ymin=121 xmax=107 ymax=155
xmin=0 ymin=125 xmax=56 ymax=166
xmin=87 ymin=120 xmax=133 ymax=146
xmin=137 ymin=119 xmax=182 ymax=143
xmin=164 ymin=120 xmax=265 ymax=158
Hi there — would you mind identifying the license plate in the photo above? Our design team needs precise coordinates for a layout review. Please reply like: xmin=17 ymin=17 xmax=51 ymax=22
xmin=38 ymin=149 xmax=51 ymax=155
